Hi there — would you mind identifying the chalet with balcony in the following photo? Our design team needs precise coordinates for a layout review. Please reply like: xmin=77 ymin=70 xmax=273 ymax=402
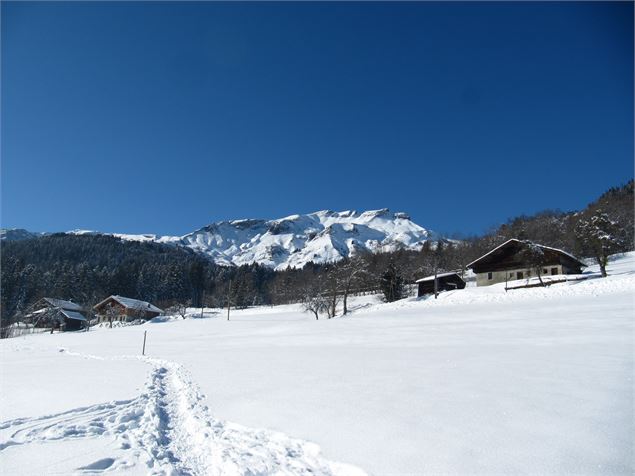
xmin=466 ymin=239 xmax=586 ymax=286
xmin=93 ymin=295 xmax=163 ymax=323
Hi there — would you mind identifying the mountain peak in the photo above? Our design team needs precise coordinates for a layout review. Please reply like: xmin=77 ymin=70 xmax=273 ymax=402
xmin=180 ymin=208 xmax=437 ymax=270
xmin=2 ymin=209 xmax=439 ymax=270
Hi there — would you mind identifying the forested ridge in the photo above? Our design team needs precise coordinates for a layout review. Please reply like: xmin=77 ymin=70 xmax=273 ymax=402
xmin=1 ymin=181 xmax=632 ymax=323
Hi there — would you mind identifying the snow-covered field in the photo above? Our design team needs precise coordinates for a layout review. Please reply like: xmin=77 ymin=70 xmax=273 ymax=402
xmin=1 ymin=254 xmax=633 ymax=475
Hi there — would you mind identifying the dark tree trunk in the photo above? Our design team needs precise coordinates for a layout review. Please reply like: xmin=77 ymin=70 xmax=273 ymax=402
xmin=536 ymin=268 xmax=545 ymax=286
xmin=434 ymin=268 xmax=439 ymax=300
xmin=342 ymin=281 xmax=351 ymax=316
xmin=329 ymin=293 xmax=337 ymax=318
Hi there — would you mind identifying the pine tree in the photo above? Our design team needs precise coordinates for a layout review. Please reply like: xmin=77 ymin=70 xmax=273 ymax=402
xmin=380 ymin=262 xmax=405 ymax=303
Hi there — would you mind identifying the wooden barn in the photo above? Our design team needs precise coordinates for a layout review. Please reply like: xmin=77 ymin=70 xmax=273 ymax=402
xmin=27 ymin=298 xmax=89 ymax=331
xmin=55 ymin=309 xmax=88 ymax=331
xmin=467 ymin=239 xmax=586 ymax=287
xmin=93 ymin=295 xmax=163 ymax=323
xmin=416 ymin=272 xmax=466 ymax=296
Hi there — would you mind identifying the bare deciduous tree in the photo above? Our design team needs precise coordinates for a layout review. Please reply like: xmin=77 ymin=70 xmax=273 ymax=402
xmin=324 ymin=268 xmax=344 ymax=318
xmin=167 ymin=302 xmax=188 ymax=319
xmin=301 ymin=281 xmax=328 ymax=320
xmin=519 ymin=241 xmax=548 ymax=286
xmin=104 ymin=302 xmax=120 ymax=328
xmin=336 ymin=257 xmax=368 ymax=316
xmin=419 ymin=241 xmax=451 ymax=299
xmin=302 ymin=294 xmax=328 ymax=320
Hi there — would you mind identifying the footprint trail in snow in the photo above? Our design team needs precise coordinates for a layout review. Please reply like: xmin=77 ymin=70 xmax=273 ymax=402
xmin=0 ymin=352 xmax=366 ymax=476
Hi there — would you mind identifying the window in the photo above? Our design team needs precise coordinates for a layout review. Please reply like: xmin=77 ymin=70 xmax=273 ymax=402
xmin=487 ymin=272 xmax=493 ymax=280
xmin=551 ymin=267 xmax=558 ymax=275
xmin=509 ymin=272 xmax=514 ymax=278
xmin=543 ymin=268 xmax=548 ymax=274
xmin=516 ymin=271 xmax=524 ymax=279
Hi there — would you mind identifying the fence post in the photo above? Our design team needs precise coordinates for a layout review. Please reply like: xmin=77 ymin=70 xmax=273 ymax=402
xmin=142 ymin=330 xmax=147 ymax=356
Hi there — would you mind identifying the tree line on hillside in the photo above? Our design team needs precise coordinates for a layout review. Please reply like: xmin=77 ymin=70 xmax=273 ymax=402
xmin=1 ymin=181 xmax=632 ymax=330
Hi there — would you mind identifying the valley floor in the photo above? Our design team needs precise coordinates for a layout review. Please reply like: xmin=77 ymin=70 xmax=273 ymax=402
xmin=1 ymin=254 xmax=634 ymax=475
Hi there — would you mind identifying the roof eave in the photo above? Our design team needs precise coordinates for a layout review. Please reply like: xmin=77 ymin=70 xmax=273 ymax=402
xmin=465 ymin=239 xmax=519 ymax=269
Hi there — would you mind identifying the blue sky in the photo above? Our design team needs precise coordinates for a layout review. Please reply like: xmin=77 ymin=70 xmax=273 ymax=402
xmin=2 ymin=1 xmax=633 ymax=236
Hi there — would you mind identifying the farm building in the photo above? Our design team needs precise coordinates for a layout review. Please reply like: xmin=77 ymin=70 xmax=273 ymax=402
xmin=93 ymin=295 xmax=163 ymax=323
xmin=52 ymin=309 xmax=88 ymax=331
xmin=26 ymin=298 xmax=89 ymax=331
xmin=416 ymin=272 xmax=466 ymax=296
xmin=467 ymin=239 xmax=586 ymax=286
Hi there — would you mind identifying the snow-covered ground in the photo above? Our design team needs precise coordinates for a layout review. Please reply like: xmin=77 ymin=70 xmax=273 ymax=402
xmin=1 ymin=253 xmax=633 ymax=475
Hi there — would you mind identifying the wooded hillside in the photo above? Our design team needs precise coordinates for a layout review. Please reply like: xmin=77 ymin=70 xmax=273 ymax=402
xmin=1 ymin=181 xmax=632 ymax=324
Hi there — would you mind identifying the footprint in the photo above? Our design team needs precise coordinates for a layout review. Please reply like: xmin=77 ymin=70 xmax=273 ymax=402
xmin=77 ymin=457 xmax=115 ymax=471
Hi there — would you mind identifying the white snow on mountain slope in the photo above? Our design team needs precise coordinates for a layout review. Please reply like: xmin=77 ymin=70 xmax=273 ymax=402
xmin=58 ymin=209 xmax=439 ymax=270
xmin=5 ymin=210 xmax=439 ymax=269
xmin=1 ymin=253 xmax=633 ymax=475
xmin=179 ymin=209 xmax=439 ymax=269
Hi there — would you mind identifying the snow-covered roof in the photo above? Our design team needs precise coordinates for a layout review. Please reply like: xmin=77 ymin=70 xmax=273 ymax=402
xmin=536 ymin=243 xmax=586 ymax=265
xmin=59 ymin=309 xmax=87 ymax=321
xmin=415 ymin=272 xmax=464 ymax=283
xmin=94 ymin=295 xmax=163 ymax=313
xmin=42 ymin=298 xmax=84 ymax=311
xmin=466 ymin=239 xmax=586 ymax=269
xmin=28 ymin=308 xmax=49 ymax=315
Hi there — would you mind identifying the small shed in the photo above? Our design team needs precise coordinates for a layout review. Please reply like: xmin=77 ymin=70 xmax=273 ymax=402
xmin=57 ymin=309 xmax=88 ymax=331
xmin=416 ymin=272 xmax=466 ymax=296
xmin=93 ymin=295 xmax=163 ymax=323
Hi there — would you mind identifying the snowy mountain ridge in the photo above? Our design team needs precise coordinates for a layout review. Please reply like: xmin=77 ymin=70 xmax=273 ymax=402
xmin=2 ymin=209 xmax=440 ymax=270
xmin=178 ymin=209 xmax=440 ymax=269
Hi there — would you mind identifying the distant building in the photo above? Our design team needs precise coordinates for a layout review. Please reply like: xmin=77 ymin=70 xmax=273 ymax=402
xmin=467 ymin=239 xmax=586 ymax=287
xmin=93 ymin=295 xmax=163 ymax=323
xmin=416 ymin=272 xmax=466 ymax=296
xmin=55 ymin=309 xmax=88 ymax=331
xmin=27 ymin=298 xmax=88 ymax=331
